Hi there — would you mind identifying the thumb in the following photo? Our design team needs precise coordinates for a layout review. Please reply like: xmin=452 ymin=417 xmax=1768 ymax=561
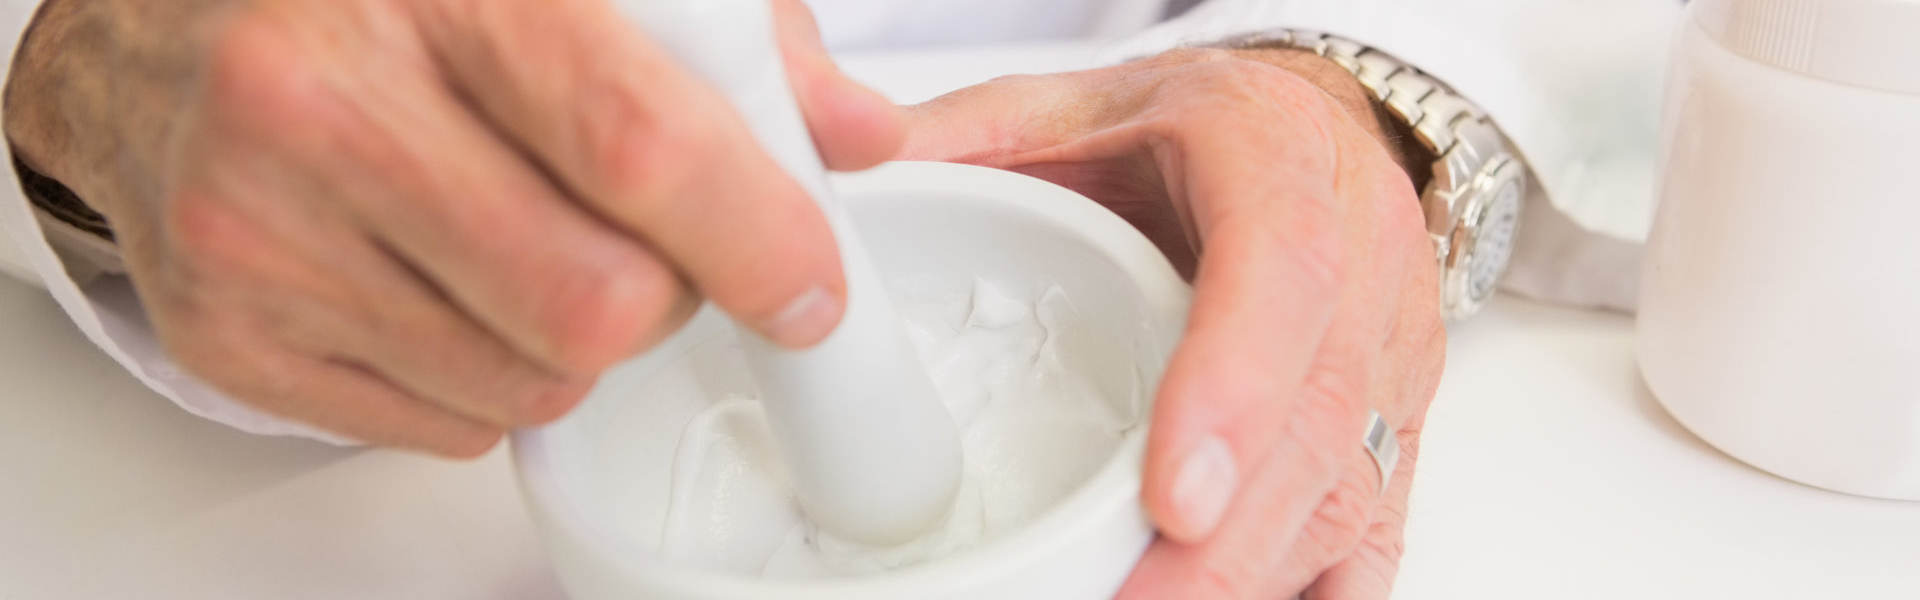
xmin=772 ymin=0 xmax=904 ymax=170
xmin=894 ymin=69 xmax=1117 ymax=166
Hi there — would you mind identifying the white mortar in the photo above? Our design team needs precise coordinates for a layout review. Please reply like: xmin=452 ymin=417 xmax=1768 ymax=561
xmin=513 ymin=162 xmax=1191 ymax=599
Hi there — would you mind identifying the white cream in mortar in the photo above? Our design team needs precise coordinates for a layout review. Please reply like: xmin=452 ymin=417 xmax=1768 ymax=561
xmin=648 ymin=277 xmax=1141 ymax=579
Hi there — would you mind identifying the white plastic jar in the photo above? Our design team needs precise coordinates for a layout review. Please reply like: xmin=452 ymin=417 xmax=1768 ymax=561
xmin=1639 ymin=0 xmax=1920 ymax=499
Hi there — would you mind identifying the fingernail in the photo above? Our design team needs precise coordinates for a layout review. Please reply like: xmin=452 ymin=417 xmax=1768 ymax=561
xmin=762 ymin=286 xmax=842 ymax=349
xmin=1170 ymin=435 xmax=1238 ymax=540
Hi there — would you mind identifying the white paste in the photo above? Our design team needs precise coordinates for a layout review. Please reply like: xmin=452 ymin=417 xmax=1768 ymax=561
xmin=651 ymin=277 xmax=1139 ymax=579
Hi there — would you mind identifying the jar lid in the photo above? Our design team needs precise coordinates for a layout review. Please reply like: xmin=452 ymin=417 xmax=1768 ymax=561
xmin=1692 ymin=0 xmax=1920 ymax=96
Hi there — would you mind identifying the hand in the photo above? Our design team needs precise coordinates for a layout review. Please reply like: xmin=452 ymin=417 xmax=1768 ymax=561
xmin=902 ymin=48 xmax=1446 ymax=598
xmin=3 ymin=0 xmax=902 ymax=456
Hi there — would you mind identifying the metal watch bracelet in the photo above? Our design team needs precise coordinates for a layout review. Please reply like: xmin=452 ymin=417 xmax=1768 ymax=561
xmin=1211 ymin=30 xmax=1531 ymax=321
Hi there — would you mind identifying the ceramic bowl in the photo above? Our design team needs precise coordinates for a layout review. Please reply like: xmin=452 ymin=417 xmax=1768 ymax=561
xmin=512 ymin=161 xmax=1191 ymax=599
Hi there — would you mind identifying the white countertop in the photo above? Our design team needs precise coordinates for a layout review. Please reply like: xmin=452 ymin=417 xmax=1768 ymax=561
xmin=8 ymin=275 xmax=1917 ymax=599
xmin=6 ymin=42 xmax=1919 ymax=600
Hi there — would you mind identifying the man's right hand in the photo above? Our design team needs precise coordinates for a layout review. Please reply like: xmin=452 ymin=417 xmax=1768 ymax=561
xmin=3 ymin=0 xmax=902 ymax=456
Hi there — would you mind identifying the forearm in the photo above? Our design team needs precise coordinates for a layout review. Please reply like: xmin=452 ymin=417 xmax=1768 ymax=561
xmin=5 ymin=0 xmax=221 ymax=219
xmin=8 ymin=0 xmax=110 ymax=190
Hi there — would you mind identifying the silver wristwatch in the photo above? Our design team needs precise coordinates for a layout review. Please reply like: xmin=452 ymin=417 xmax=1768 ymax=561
xmin=1218 ymin=31 xmax=1529 ymax=321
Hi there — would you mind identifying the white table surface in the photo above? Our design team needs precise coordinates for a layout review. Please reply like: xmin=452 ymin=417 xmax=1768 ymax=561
xmin=7 ymin=42 xmax=1920 ymax=600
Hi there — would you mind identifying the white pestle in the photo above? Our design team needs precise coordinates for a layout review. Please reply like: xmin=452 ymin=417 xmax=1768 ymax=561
xmin=613 ymin=1 xmax=963 ymax=545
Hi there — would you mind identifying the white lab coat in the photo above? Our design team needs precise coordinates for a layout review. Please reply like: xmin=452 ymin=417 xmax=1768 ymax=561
xmin=0 ymin=0 xmax=1679 ymax=441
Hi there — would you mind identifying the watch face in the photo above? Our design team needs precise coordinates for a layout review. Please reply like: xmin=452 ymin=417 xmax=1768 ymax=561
xmin=1466 ymin=181 xmax=1522 ymax=303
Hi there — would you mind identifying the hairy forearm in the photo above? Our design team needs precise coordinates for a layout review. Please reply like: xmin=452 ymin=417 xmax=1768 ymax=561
xmin=5 ymin=0 xmax=227 ymax=216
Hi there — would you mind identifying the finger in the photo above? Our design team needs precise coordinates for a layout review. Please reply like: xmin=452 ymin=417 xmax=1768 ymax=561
xmin=897 ymin=69 xmax=1114 ymax=165
xmin=156 ymin=312 xmax=502 ymax=458
xmin=898 ymin=76 xmax=1200 ymax=271
xmin=1001 ymin=62 xmax=1396 ymax=584
xmin=1261 ymin=275 xmax=1437 ymax=596
xmin=413 ymin=0 xmax=847 ymax=349
xmin=1116 ymin=213 xmax=1381 ymax=600
xmin=199 ymin=11 xmax=694 ymax=378
xmin=1302 ymin=417 xmax=1423 ymax=600
xmin=1116 ymin=371 xmax=1409 ymax=600
xmin=340 ymin=275 xmax=605 ymax=427
xmin=1140 ymin=115 xmax=1353 ymax=543
xmin=1289 ymin=278 xmax=1432 ymax=600
xmin=770 ymin=0 xmax=906 ymax=170
xmin=1103 ymin=64 xmax=1412 ymax=549
xmin=1296 ymin=295 xmax=1439 ymax=600
xmin=301 ymin=235 xmax=606 ymax=427
xmin=285 ymin=357 xmax=508 ymax=459
xmin=309 ymin=79 xmax=694 ymax=378
xmin=1115 ymin=327 xmax=1379 ymax=599
xmin=1302 ymin=539 xmax=1398 ymax=600
xmin=1279 ymin=209 xmax=1439 ymax=598
xmin=1261 ymin=419 xmax=1399 ymax=596
xmin=1165 ymin=289 xmax=1421 ymax=600
xmin=1286 ymin=80 xmax=1441 ymax=600
xmin=156 ymin=162 xmax=608 ymax=428
xmin=897 ymin=49 xmax=1268 ymax=166
xmin=1118 ymin=443 xmax=1346 ymax=599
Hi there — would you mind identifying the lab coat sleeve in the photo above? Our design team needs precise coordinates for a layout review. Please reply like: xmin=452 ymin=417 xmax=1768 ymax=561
xmin=1104 ymin=0 xmax=1676 ymax=313
xmin=0 ymin=3 xmax=352 ymax=443
xmin=0 ymin=1 xmax=37 ymax=285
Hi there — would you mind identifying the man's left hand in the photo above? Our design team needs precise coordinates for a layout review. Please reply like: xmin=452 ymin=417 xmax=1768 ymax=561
xmin=900 ymin=47 xmax=1447 ymax=599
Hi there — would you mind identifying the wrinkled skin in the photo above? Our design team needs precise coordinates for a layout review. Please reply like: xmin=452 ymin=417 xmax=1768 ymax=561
xmin=901 ymin=48 xmax=1446 ymax=599
xmin=7 ymin=1 xmax=1446 ymax=597
xmin=5 ymin=0 xmax=903 ymax=455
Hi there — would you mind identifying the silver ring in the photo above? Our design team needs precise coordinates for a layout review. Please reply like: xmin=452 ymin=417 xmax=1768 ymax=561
xmin=1363 ymin=410 xmax=1400 ymax=495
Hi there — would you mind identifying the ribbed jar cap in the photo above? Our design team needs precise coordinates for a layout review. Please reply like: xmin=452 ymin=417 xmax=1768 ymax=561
xmin=1691 ymin=0 xmax=1920 ymax=96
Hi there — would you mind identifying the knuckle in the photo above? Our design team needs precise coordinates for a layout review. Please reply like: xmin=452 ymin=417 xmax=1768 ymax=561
xmin=1319 ymin=475 xmax=1381 ymax=535
xmin=588 ymin=82 xmax=723 ymax=200
xmin=1192 ymin=552 xmax=1265 ymax=599
xmin=1289 ymin=421 xmax=1350 ymax=482
xmin=1295 ymin=362 xmax=1370 ymax=465
xmin=537 ymin=258 xmax=689 ymax=374
xmin=1295 ymin=516 xmax=1356 ymax=569
xmin=1302 ymin=358 xmax=1367 ymax=414
xmin=1373 ymin=531 xmax=1409 ymax=565
xmin=203 ymin=12 xmax=332 ymax=136
xmin=160 ymin=191 xmax=270 ymax=283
